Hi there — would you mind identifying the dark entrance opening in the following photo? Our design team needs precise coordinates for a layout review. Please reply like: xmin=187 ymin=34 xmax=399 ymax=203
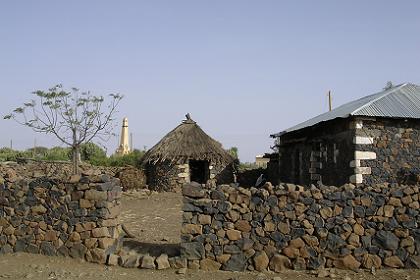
xmin=189 ymin=160 xmax=209 ymax=184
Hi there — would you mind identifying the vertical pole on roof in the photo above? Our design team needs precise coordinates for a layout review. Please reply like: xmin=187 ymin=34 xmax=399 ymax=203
xmin=328 ymin=90 xmax=332 ymax=111
xmin=130 ymin=133 xmax=133 ymax=151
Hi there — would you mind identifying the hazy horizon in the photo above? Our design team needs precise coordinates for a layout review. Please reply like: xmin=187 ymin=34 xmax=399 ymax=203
xmin=1 ymin=1 xmax=420 ymax=162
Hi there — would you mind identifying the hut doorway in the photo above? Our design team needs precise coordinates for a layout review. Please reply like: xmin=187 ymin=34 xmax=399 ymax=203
xmin=189 ymin=160 xmax=209 ymax=184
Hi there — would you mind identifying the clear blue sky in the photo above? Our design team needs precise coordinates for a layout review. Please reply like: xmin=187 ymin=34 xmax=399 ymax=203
xmin=1 ymin=1 xmax=419 ymax=162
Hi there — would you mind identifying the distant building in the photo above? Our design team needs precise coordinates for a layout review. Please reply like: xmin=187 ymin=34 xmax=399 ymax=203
xmin=255 ymin=155 xmax=269 ymax=168
xmin=115 ymin=117 xmax=131 ymax=155
xmin=271 ymin=83 xmax=420 ymax=186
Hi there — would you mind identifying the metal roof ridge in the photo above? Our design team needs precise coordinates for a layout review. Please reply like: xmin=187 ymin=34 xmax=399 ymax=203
xmin=350 ymin=83 xmax=407 ymax=116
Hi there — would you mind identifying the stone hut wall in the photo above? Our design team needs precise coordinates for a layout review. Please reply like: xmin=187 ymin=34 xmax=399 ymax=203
xmin=181 ymin=182 xmax=420 ymax=272
xmin=237 ymin=168 xmax=266 ymax=187
xmin=278 ymin=118 xmax=354 ymax=186
xmin=265 ymin=153 xmax=280 ymax=186
xmin=214 ymin=163 xmax=236 ymax=185
xmin=145 ymin=161 xmax=182 ymax=192
xmin=0 ymin=173 xmax=123 ymax=264
xmin=355 ymin=117 xmax=420 ymax=185
xmin=116 ymin=166 xmax=147 ymax=191
xmin=146 ymin=160 xmax=234 ymax=192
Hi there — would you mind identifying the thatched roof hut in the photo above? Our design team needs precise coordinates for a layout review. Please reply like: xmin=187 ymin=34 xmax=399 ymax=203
xmin=142 ymin=114 xmax=235 ymax=191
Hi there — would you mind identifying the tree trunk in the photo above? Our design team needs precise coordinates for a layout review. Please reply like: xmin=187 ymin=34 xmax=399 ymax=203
xmin=72 ymin=128 xmax=79 ymax=174
xmin=72 ymin=146 xmax=80 ymax=175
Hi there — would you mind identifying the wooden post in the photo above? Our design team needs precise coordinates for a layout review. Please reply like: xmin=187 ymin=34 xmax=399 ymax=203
xmin=328 ymin=90 xmax=332 ymax=111
xmin=33 ymin=138 xmax=37 ymax=158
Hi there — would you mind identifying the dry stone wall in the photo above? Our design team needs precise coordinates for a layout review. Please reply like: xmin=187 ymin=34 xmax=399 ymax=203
xmin=181 ymin=182 xmax=420 ymax=272
xmin=355 ymin=118 xmax=420 ymax=185
xmin=0 ymin=172 xmax=124 ymax=264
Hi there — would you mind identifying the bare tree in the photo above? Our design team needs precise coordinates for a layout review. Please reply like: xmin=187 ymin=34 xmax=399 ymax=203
xmin=4 ymin=85 xmax=123 ymax=174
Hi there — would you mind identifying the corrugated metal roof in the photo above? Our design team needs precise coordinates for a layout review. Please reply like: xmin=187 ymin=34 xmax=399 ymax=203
xmin=272 ymin=83 xmax=420 ymax=137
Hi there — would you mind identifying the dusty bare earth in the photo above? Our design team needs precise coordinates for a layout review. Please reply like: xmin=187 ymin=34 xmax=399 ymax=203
xmin=1 ymin=253 xmax=419 ymax=280
xmin=120 ymin=190 xmax=183 ymax=244
xmin=0 ymin=191 xmax=419 ymax=280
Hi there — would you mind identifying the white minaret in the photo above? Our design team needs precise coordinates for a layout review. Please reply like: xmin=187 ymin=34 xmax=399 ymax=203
xmin=116 ymin=117 xmax=131 ymax=155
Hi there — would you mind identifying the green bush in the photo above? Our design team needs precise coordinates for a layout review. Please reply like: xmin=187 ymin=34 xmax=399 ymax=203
xmin=227 ymin=147 xmax=239 ymax=159
xmin=0 ymin=147 xmax=19 ymax=161
xmin=26 ymin=146 xmax=49 ymax=158
xmin=44 ymin=147 xmax=72 ymax=161
xmin=80 ymin=143 xmax=107 ymax=162
xmin=0 ymin=144 xmax=145 ymax=168
xmin=98 ymin=149 xmax=145 ymax=167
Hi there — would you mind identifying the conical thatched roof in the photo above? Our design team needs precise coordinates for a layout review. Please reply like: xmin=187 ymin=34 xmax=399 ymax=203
xmin=141 ymin=115 xmax=234 ymax=165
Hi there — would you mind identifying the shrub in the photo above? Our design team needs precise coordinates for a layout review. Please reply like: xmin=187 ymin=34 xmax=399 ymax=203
xmin=0 ymin=147 xmax=19 ymax=161
xmin=44 ymin=147 xmax=72 ymax=161
xmin=80 ymin=143 xmax=107 ymax=162
xmin=104 ymin=149 xmax=145 ymax=167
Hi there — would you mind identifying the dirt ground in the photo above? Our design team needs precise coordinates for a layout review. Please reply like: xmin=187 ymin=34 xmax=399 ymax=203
xmin=120 ymin=190 xmax=183 ymax=244
xmin=0 ymin=191 xmax=419 ymax=280
xmin=1 ymin=252 xmax=420 ymax=280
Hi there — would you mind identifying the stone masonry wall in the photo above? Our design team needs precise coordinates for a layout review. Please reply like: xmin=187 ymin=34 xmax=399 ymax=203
xmin=146 ymin=160 xmax=235 ymax=192
xmin=0 ymin=172 xmax=124 ymax=264
xmin=145 ymin=161 xmax=181 ymax=192
xmin=355 ymin=118 xmax=420 ymax=185
xmin=181 ymin=182 xmax=420 ymax=272
xmin=278 ymin=118 xmax=354 ymax=186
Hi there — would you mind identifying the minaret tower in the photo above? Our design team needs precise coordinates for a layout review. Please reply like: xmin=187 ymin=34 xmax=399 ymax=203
xmin=115 ymin=117 xmax=131 ymax=155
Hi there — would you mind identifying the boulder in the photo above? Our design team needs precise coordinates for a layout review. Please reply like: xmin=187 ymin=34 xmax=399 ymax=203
xmin=282 ymin=247 xmax=300 ymax=259
xmin=200 ymin=258 xmax=222 ymax=271
xmin=198 ymin=215 xmax=212 ymax=225
xmin=235 ymin=220 xmax=251 ymax=232
xmin=90 ymin=248 xmax=107 ymax=264
xmin=69 ymin=243 xmax=87 ymax=259
xmin=156 ymin=254 xmax=170 ymax=270
xmin=92 ymin=227 xmax=110 ymax=238
xmin=107 ymin=254 xmax=119 ymax=266
xmin=141 ymin=254 xmax=156 ymax=269
xmin=289 ymin=238 xmax=305 ymax=249
xmin=226 ymin=229 xmax=241 ymax=241
xmin=374 ymin=230 xmax=399 ymax=251
xmin=384 ymin=256 xmax=404 ymax=268
xmin=223 ymin=253 xmax=247 ymax=271
xmin=362 ymin=254 xmax=382 ymax=269
xmin=180 ymin=242 xmax=205 ymax=260
xmin=270 ymin=254 xmax=291 ymax=272
xmin=85 ymin=189 xmax=107 ymax=202
xmin=182 ymin=224 xmax=203 ymax=235
xmin=182 ymin=183 xmax=205 ymax=198
xmin=334 ymin=255 xmax=361 ymax=270
xmin=119 ymin=254 xmax=139 ymax=268
xmin=254 ymin=251 xmax=269 ymax=272
xmin=31 ymin=205 xmax=47 ymax=215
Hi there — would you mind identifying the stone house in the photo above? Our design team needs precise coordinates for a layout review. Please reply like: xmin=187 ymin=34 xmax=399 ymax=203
xmin=141 ymin=115 xmax=235 ymax=191
xmin=271 ymin=83 xmax=420 ymax=186
xmin=255 ymin=155 xmax=270 ymax=168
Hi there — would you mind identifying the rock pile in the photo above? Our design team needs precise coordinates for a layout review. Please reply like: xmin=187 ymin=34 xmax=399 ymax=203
xmin=116 ymin=166 xmax=147 ymax=191
xmin=0 ymin=172 xmax=124 ymax=264
xmin=0 ymin=161 xmax=148 ymax=191
xmin=111 ymin=251 xmax=186 ymax=270
xmin=0 ymin=161 xmax=120 ymax=183
xmin=181 ymin=182 xmax=420 ymax=271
